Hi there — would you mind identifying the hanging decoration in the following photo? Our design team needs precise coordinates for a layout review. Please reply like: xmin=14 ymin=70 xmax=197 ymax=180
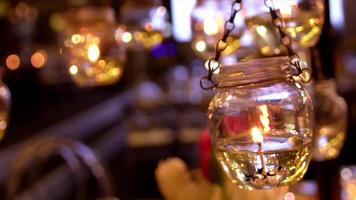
xmin=59 ymin=6 xmax=126 ymax=87
xmin=243 ymin=0 xmax=324 ymax=56
xmin=202 ymin=0 xmax=314 ymax=189
xmin=191 ymin=0 xmax=245 ymax=60
xmin=312 ymin=79 xmax=347 ymax=161
xmin=115 ymin=0 xmax=171 ymax=50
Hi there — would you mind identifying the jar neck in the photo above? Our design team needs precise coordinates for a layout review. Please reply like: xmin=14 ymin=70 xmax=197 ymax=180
xmin=215 ymin=56 xmax=292 ymax=88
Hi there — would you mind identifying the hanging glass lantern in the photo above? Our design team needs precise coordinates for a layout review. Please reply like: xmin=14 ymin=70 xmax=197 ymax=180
xmin=208 ymin=57 xmax=313 ymax=189
xmin=60 ymin=7 xmax=126 ymax=87
xmin=243 ymin=0 xmax=324 ymax=56
xmin=191 ymin=0 xmax=244 ymax=60
xmin=312 ymin=79 xmax=347 ymax=161
xmin=115 ymin=0 xmax=170 ymax=50
xmin=0 ymin=80 xmax=10 ymax=141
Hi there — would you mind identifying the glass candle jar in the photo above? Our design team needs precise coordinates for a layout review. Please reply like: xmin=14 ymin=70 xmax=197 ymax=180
xmin=243 ymin=0 xmax=324 ymax=56
xmin=312 ymin=79 xmax=347 ymax=161
xmin=116 ymin=0 xmax=170 ymax=50
xmin=191 ymin=0 xmax=244 ymax=60
xmin=60 ymin=7 xmax=126 ymax=87
xmin=208 ymin=56 xmax=313 ymax=189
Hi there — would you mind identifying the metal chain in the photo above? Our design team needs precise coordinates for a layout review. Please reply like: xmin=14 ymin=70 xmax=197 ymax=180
xmin=200 ymin=0 xmax=242 ymax=90
xmin=264 ymin=0 xmax=311 ymax=83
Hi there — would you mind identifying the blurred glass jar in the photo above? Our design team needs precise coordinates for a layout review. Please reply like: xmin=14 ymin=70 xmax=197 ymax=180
xmin=191 ymin=0 xmax=244 ymax=60
xmin=115 ymin=0 xmax=170 ymax=50
xmin=0 ymin=80 xmax=10 ymax=141
xmin=243 ymin=0 xmax=324 ymax=56
xmin=208 ymin=57 xmax=313 ymax=189
xmin=312 ymin=79 xmax=347 ymax=161
xmin=60 ymin=7 xmax=125 ymax=87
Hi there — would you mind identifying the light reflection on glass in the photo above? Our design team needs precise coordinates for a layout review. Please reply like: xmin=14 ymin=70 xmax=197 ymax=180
xmin=59 ymin=7 xmax=125 ymax=87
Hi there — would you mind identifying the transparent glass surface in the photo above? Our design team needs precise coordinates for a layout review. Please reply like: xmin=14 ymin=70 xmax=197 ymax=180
xmin=313 ymin=79 xmax=347 ymax=161
xmin=0 ymin=81 xmax=10 ymax=141
xmin=60 ymin=7 xmax=125 ymax=87
xmin=243 ymin=0 xmax=324 ymax=56
xmin=191 ymin=0 xmax=245 ymax=60
xmin=208 ymin=57 xmax=313 ymax=189
xmin=116 ymin=0 xmax=170 ymax=50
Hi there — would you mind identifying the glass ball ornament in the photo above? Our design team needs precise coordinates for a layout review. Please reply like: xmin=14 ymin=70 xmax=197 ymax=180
xmin=243 ymin=0 xmax=324 ymax=56
xmin=191 ymin=0 xmax=245 ymax=60
xmin=208 ymin=57 xmax=313 ymax=189
xmin=312 ymin=79 xmax=347 ymax=161
xmin=115 ymin=0 xmax=170 ymax=50
xmin=60 ymin=7 xmax=126 ymax=87
xmin=0 ymin=80 xmax=10 ymax=141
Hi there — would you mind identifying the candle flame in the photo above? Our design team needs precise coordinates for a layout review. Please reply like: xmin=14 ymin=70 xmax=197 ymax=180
xmin=251 ymin=127 xmax=263 ymax=143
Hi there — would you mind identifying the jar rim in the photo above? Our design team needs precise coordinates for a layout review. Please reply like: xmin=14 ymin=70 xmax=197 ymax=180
xmin=215 ymin=56 xmax=291 ymax=87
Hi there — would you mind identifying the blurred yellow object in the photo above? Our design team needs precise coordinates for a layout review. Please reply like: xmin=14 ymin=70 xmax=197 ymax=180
xmin=155 ymin=157 xmax=223 ymax=200
xmin=155 ymin=157 xmax=289 ymax=200
xmin=59 ymin=7 xmax=125 ymax=87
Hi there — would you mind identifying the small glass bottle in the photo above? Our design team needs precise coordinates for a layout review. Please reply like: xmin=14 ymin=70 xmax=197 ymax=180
xmin=60 ymin=7 xmax=126 ymax=87
xmin=312 ymin=79 xmax=347 ymax=161
xmin=208 ymin=56 xmax=313 ymax=189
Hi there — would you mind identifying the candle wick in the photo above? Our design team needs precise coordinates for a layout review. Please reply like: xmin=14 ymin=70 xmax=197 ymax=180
xmin=258 ymin=142 xmax=266 ymax=177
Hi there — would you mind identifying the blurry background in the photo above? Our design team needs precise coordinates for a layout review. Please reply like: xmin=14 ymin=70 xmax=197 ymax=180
xmin=0 ymin=0 xmax=355 ymax=199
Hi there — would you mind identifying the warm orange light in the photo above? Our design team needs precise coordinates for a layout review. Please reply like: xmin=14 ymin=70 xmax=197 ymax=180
xmin=251 ymin=127 xmax=264 ymax=143
xmin=6 ymin=54 xmax=20 ymax=70
xmin=87 ymin=44 xmax=100 ymax=62
xmin=144 ymin=23 xmax=153 ymax=32
xmin=31 ymin=50 xmax=47 ymax=68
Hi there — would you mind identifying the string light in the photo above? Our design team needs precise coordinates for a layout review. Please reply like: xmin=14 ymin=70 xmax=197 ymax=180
xmin=6 ymin=54 xmax=21 ymax=70
xmin=31 ymin=50 xmax=47 ymax=68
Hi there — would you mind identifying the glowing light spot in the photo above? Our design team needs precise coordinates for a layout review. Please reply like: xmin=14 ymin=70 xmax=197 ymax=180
xmin=98 ymin=60 xmax=106 ymax=67
xmin=341 ymin=168 xmax=353 ymax=180
xmin=6 ymin=54 xmax=20 ymax=70
xmin=157 ymin=6 xmax=167 ymax=16
xmin=71 ymin=34 xmax=83 ymax=44
xmin=280 ymin=4 xmax=293 ymax=18
xmin=122 ymin=32 xmax=132 ymax=43
xmin=87 ymin=44 xmax=100 ymax=62
xmin=204 ymin=59 xmax=220 ymax=74
xmin=69 ymin=64 xmax=78 ymax=75
xmin=203 ymin=17 xmax=219 ymax=36
xmin=145 ymin=23 xmax=153 ymax=32
xmin=284 ymin=192 xmax=295 ymax=200
xmin=195 ymin=40 xmax=206 ymax=52
xmin=259 ymin=104 xmax=271 ymax=133
xmin=256 ymin=25 xmax=267 ymax=36
xmin=31 ymin=50 xmax=47 ymax=68
xmin=0 ymin=121 xmax=6 ymax=130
